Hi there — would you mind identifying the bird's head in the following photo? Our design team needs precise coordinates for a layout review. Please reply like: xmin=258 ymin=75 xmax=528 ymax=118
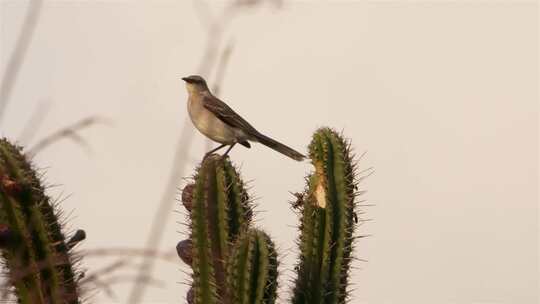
xmin=182 ymin=75 xmax=209 ymax=94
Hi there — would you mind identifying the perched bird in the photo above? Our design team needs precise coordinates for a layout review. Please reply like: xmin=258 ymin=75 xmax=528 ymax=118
xmin=182 ymin=75 xmax=305 ymax=161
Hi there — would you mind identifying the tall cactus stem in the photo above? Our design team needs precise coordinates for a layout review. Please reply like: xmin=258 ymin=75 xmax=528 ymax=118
xmin=292 ymin=128 xmax=359 ymax=304
xmin=0 ymin=138 xmax=81 ymax=304
xmin=189 ymin=154 xmax=252 ymax=304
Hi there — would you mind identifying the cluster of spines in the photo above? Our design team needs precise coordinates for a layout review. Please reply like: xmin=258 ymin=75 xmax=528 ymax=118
xmin=292 ymin=128 xmax=359 ymax=304
xmin=0 ymin=138 xmax=81 ymax=304
xmin=226 ymin=229 xmax=278 ymax=304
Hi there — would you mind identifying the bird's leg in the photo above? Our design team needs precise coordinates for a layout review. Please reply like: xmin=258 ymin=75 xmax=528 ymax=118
xmin=222 ymin=143 xmax=237 ymax=159
xmin=205 ymin=143 xmax=227 ymax=158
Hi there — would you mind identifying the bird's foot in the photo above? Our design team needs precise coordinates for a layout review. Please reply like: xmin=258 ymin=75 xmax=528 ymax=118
xmin=203 ymin=152 xmax=225 ymax=161
xmin=203 ymin=152 xmax=215 ymax=160
xmin=220 ymin=154 xmax=230 ymax=161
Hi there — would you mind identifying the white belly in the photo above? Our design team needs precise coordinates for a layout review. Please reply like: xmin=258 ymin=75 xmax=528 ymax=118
xmin=188 ymin=97 xmax=238 ymax=144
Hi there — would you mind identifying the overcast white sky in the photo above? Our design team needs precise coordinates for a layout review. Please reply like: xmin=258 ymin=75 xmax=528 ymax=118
xmin=1 ymin=1 xmax=538 ymax=303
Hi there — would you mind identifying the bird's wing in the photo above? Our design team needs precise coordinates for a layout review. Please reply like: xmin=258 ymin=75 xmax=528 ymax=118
xmin=202 ymin=95 xmax=259 ymax=134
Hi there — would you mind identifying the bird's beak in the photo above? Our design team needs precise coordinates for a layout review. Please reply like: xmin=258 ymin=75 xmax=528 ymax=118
xmin=181 ymin=77 xmax=189 ymax=82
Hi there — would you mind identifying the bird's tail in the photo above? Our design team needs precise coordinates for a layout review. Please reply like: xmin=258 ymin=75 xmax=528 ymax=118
xmin=253 ymin=133 xmax=305 ymax=161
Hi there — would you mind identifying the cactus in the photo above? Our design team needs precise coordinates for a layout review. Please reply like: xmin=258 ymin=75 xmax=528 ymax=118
xmin=0 ymin=138 xmax=82 ymax=304
xmin=182 ymin=154 xmax=253 ymax=304
xmin=291 ymin=128 xmax=359 ymax=304
xmin=179 ymin=128 xmax=363 ymax=304
xmin=226 ymin=229 xmax=278 ymax=304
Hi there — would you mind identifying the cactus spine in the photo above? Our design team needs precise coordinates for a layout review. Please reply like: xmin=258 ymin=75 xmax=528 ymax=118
xmin=292 ymin=128 xmax=358 ymax=304
xmin=226 ymin=229 xmax=278 ymax=304
xmin=0 ymin=138 xmax=81 ymax=304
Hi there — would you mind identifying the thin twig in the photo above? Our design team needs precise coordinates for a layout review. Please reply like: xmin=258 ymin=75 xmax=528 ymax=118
xmin=212 ymin=40 xmax=235 ymax=97
xmin=86 ymin=277 xmax=117 ymax=300
xmin=195 ymin=3 xmax=237 ymax=77
xmin=0 ymin=0 xmax=44 ymax=124
xmin=17 ymin=99 xmax=52 ymax=144
xmin=80 ymin=259 xmax=162 ymax=299
xmin=79 ymin=260 xmax=130 ymax=286
xmin=191 ymin=0 xmax=213 ymax=32
xmin=126 ymin=119 xmax=194 ymax=303
xmin=83 ymin=269 xmax=163 ymax=300
xmin=127 ymin=2 xmax=270 ymax=303
xmin=205 ymin=40 xmax=235 ymax=151
xmin=103 ymin=275 xmax=163 ymax=289
xmin=26 ymin=116 xmax=111 ymax=156
xmin=81 ymin=248 xmax=177 ymax=264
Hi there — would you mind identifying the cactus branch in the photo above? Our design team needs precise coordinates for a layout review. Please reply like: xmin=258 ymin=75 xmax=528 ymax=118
xmin=0 ymin=138 xmax=81 ymax=303
xmin=292 ymin=128 xmax=360 ymax=304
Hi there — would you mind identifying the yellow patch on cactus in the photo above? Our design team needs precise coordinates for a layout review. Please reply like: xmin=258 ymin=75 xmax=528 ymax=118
xmin=314 ymin=161 xmax=327 ymax=208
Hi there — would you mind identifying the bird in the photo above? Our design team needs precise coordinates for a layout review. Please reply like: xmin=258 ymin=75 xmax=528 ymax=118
xmin=181 ymin=75 xmax=305 ymax=161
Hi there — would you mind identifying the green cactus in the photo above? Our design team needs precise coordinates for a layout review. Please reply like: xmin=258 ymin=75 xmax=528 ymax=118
xmin=179 ymin=127 xmax=363 ymax=304
xmin=186 ymin=154 xmax=253 ymax=304
xmin=292 ymin=128 xmax=359 ymax=304
xmin=0 ymin=138 xmax=81 ymax=304
xmin=226 ymin=229 xmax=278 ymax=304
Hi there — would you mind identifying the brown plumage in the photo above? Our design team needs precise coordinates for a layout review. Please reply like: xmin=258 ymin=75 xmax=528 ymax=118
xmin=182 ymin=75 xmax=305 ymax=161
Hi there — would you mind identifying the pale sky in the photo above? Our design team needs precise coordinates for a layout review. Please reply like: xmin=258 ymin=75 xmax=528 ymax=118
xmin=0 ymin=1 xmax=538 ymax=303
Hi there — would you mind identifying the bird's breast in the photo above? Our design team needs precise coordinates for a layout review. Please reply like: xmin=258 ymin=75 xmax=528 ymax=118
xmin=187 ymin=97 xmax=237 ymax=144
